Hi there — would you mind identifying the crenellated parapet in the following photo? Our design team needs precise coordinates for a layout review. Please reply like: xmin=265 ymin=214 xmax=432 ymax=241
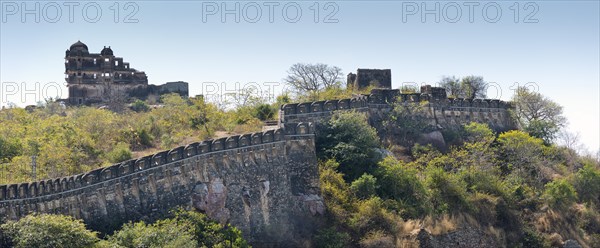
xmin=279 ymin=87 xmax=515 ymax=131
xmin=0 ymin=84 xmax=515 ymax=245
xmin=280 ymin=97 xmax=369 ymax=126
xmin=0 ymin=128 xmax=295 ymax=203
xmin=0 ymin=123 xmax=321 ymax=245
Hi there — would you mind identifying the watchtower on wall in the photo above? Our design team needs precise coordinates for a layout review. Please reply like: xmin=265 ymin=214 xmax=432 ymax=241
xmin=347 ymin=69 xmax=392 ymax=90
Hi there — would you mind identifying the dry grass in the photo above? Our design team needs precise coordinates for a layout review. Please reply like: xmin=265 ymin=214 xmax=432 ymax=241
xmin=534 ymin=206 xmax=589 ymax=248
xmin=396 ymin=213 xmax=507 ymax=247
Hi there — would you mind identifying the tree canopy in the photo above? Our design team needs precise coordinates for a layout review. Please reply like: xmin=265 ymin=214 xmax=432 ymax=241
xmin=511 ymin=86 xmax=566 ymax=144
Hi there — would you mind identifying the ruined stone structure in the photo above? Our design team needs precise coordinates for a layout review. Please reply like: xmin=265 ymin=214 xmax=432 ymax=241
xmin=0 ymin=123 xmax=323 ymax=246
xmin=280 ymin=86 xmax=514 ymax=133
xmin=0 ymin=81 xmax=514 ymax=246
xmin=347 ymin=68 xmax=392 ymax=89
xmin=65 ymin=41 xmax=188 ymax=105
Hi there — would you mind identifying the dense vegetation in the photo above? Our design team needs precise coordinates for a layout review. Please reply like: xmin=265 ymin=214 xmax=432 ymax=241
xmin=0 ymin=94 xmax=276 ymax=184
xmin=0 ymin=209 xmax=248 ymax=248
xmin=0 ymin=66 xmax=598 ymax=247
xmin=314 ymin=110 xmax=600 ymax=247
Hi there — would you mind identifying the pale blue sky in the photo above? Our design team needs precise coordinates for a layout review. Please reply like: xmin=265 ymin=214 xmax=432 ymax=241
xmin=1 ymin=1 xmax=599 ymax=152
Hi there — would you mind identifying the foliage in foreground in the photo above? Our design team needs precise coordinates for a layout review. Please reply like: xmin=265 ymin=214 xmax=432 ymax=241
xmin=0 ymin=214 xmax=99 ymax=248
xmin=0 ymin=209 xmax=249 ymax=248
xmin=314 ymin=112 xmax=600 ymax=247
xmin=0 ymin=94 xmax=271 ymax=184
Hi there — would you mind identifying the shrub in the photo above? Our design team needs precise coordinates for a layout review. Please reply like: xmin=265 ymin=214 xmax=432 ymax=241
xmin=130 ymin=99 xmax=150 ymax=112
xmin=496 ymin=130 xmax=546 ymax=187
xmin=351 ymin=174 xmax=378 ymax=200
xmin=459 ymin=166 xmax=511 ymax=202
xmin=106 ymin=142 xmax=133 ymax=163
xmin=319 ymin=160 xmax=354 ymax=221
xmin=0 ymin=214 xmax=99 ymax=248
xmin=108 ymin=219 xmax=197 ymax=248
xmin=589 ymin=233 xmax=600 ymax=248
xmin=358 ymin=230 xmax=395 ymax=248
xmin=425 ymin=165 xmax=471 ymax=214
xmin=313 ymin=227 xmax=351 ymax=248
xmin=382 ymin=102 xmax=431 ymax=147
xmin=0 ymin=136 xmax=21 ymax=163
xmin=573 ymin=164 xmax=600 ymax=205
xmin=172 ymin=209 xmax=249 ymax=248
xmin=519 ymin=226 xmax=550 ymax=248
xmin=463 ymin=122 xmax=495 ymax=145
xmin=376 ymin=157 xmax=430 ymax=218
xmin=543 ymin=178 xmax=578 ymax=210
xmin=253 ymin=104 xmax=276 ymax=121
xmin=578 ymin=205 xmax=600 ymax=235
xmin=316 ymin=111 xmax=381 ymax=181
xmin=349 ymin=197 xmax=399 ymax=235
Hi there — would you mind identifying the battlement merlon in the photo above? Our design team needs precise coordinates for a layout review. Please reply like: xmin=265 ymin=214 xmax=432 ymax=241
xmin=0 ymin=122 xmax=315 ymax=203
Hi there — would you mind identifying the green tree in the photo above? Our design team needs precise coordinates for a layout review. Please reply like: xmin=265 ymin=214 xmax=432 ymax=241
xmin=543 ymin=178 xmax=578 ymax=210
xmin=496 ymin=130 xmax=545 ymax=185
xmin=172 ymin=209 xmax=249 ymax=248
xmin=316 ymin=111 xmax=381 ymax=181
xmin=253 ymin=103 xmax=276 ymax=121
xmin=0 ymin=214 xmax=99 ymax=248
xmin=375 ymin=157 xmax=430 ymax=218
xmin=425 ymin=165 xmax=471 ymax=214
xmin=106 ymin=142 xmax=133 ymax=163
xmin=0 ymin=136 xmax=21 ymax=163
xmin=351 ymin=174 xmax=378 ymax=200
xmin=108 ymin=219 xmax=197 ymax=248
xmin=463 ymin=122 xmax=495 ymax=145
xmin=382 ymin=101 xmax=431 ymax=147
xmin=313 ymin=227 xmax=351 ymax=248
xmin=319 ymin=160 xmax=354 ymax=221
xmin=511 ymin=87 xmax=566 ymax=144
xmin=573 ymin=164 xmax=600 ymax=205
xmin=130 ymin=99 xmax=150 ymax=112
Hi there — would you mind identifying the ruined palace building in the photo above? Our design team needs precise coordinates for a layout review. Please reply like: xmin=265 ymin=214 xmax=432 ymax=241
xmin=65 ymin=41 xmax=188 ymax=105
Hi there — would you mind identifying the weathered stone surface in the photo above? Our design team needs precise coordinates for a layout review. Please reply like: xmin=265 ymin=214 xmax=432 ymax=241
xmin=0 ymin=125 xmax=322 ymax=246
xmin=417 ymin=131 xmax=446 ymax=150
xmin=280 ymin=87 xmax=515 ymax=133
xmin=65 ymin=41 xmax=188 ymax=105
xmin=347 ymin=69 xmax=392 ymax=89
xmin=0 ymin=83 xmax=515 ymax=247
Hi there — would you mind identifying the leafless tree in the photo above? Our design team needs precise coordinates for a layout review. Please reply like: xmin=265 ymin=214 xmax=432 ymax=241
xmin=438 ymin=75 xmax=487 ymax=99
xmin=225 ymin=86 xmax=265 ymax=109
xmin=460 ymin=75 xmax=487 ymax=99
xmin=558 ymin=130 xmax=583 ymax=154
xmin=438 ymin=76 xmax=461 ymax=98
xmin=284 ymin=63 xmax=342 ymax=95
xmin=105 ymin=85 xmax=128 ymax=112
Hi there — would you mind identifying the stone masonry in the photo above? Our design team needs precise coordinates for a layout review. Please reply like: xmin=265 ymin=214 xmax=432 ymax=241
xmin=0 ymin=123 xmax=322 ymax=246
xmin=0 ymin=84 xmax=514 ymax=247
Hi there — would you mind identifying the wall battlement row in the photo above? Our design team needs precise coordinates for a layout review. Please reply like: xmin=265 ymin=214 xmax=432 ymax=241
xmin=279 ymin=88 xmax=515 ymax=133
xmin=0 ymin=123 xmax=314 ymax=203
xmin=281 ymin=97 xmax=368 ymax=116
xmin=281 ymin=89 xmax=512 ymax=120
